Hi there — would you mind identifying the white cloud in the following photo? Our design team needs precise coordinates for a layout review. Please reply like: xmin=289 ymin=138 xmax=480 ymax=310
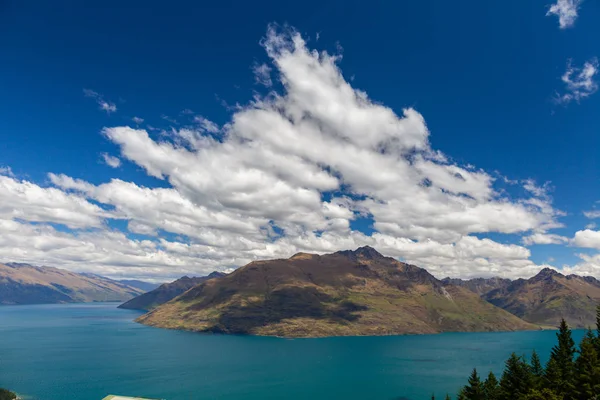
xmin=523 ymin=179 xmax=551 ymax=198
xmin=101 ymin=153 xmax=121 ymax=168
xmin=252 ymin=62 xmax=273 ymax=87
xmin=0 ymin=166 xmax=15 ymax=177
xmin=522 ymin=232 xmax=568 ymax=245
xmin=0 ymin=26 xmax=568 ymax=280
xmin=83 ymin=89 xmax=117 ymax=114
xmin=0 ymin=175 xmax=111 ymax=229
xmin=571 ymin=229 xmax=600 ymax=249
xmin=193 ymin=116 xmax=220 ymax=133
xmin=132 ymin=116 xmax=144 ymax=125
xmin=584 ymin=210 xmax=600 ymax=219
xmin=547 ymin=0 xmax=583 ymax=29
xmin=556 ymin=58 xmax=599 ymax=104
xmin=562 ymin=253 xmax=600 ymax=277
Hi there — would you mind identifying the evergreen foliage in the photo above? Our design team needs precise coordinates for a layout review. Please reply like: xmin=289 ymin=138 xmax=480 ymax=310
xmin=499 ymin=353 xmax=532 ymax=398
xmin=482 ymin=371 xmax=500 ymax=400
xmin=439 ymin=314 xmax=600 ymax=399
xmin=462 ymin=368 xmax=484 ymax=400
xmin=0 ymin=388 xmax=16 ymax=400
xmin=529 ymin=350 xmax=544 ymax=390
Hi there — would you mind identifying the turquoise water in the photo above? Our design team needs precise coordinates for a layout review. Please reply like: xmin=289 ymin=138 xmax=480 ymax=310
xmin=0 ymin=303 xmax=584 ymax=400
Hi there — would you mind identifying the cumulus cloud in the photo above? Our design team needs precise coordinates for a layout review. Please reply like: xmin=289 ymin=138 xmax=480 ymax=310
xmin=83 ymin=89 xmax=117 ymax=114
xmin=563 ymin=253 xmax=600 ymax=277
xmin=0 ymin=26 xmax=567 ymax=280
xmin=1 ymin=175 xmax=111 ymax=229
xmin=571 ymin=229 xmax=600 ymax=249
xmin=547 ymin=0 xmax=583 ymax=29
xmin=556 ymin=58 xmax=599 ymax=104
xmin=101 ymin=153 xmax=121 ymax=168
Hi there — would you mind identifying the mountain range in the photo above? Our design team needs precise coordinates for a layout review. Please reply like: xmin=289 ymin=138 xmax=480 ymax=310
xmin=480 ymin=268 xmax=600 ymax=328
xmin=6 ymin=246 xmax=600 ymax=337
xmin=137 ymin=247 xmax=536 ymax=337
xmin=118 ymin=272 xmax=227 ymax=311
xmin=0 ymin=262 xmax=144 ymax=304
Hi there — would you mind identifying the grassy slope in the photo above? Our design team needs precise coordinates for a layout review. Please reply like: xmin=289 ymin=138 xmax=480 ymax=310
xmin=138 ymin=249 xmax=536 ymax=338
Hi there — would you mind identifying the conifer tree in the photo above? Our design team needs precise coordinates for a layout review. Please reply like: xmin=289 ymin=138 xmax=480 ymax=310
xmin=530 ymin=350 xmax=544 ymax=390
xmin=595 ymin=305 xmax=600 ymax=354
xmin=462 ymin=368 xmax=484 ymax=400
xmin=445 ymin=395 xmax=451 ymax=400
xmin=545 ymin=356 xmax=563 ymax=394
xmin=574 ymin=329 xmax=600 ymax=400
xmin=549 ymin=319 xmax=576 ymax=398
xmin=482 ymin=371 xmax=500 ymax=400
xmin=521 ymin=388 xmax=562 ymax=400
xmin=499 ymin=353 xmax=532 ymax=398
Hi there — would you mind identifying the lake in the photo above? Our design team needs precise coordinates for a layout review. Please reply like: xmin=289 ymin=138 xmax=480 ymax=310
xmin=0 ymin=303 xmax=583 ymax=400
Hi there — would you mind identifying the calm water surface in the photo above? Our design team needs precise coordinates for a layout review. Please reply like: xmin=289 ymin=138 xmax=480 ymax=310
xmin=0 ymin=303 xmax=583 ymax=400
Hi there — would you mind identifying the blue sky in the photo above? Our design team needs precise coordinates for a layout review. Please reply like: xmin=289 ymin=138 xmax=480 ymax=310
xmin=1 ymin=0 xmax=599 ymax=281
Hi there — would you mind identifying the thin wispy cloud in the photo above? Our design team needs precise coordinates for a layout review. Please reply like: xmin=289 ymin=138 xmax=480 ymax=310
xmin=584 ymin=210 xmax=600 ymax=219
xmin=252 ymin=62 xmax=273 ymax=87
xmin=132 ymin=116 xmax=144 ymax=125
xmin=194 ymin=116 xmax=220 ymax=133
xmin=546 ymin=0 xmax=583 ymax=29
xmin=101 ymin=153 xmax=121 ymax=168
xmin=0 ymin=166 xmax=15 ymax=177
xmin=83 ymin=89 xmax=117 ymax=114
xmin=555 ymin=58 xmax=599 ymax=104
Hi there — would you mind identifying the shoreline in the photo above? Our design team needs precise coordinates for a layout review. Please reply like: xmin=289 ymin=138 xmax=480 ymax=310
xmin=136 ymin=318 xmax=546 ymax=340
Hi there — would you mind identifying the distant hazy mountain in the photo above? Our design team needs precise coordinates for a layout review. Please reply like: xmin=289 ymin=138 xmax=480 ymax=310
xmin=0 ymin=263 xmax=144 ymax=305
xmin=137 ymin=247 xmax=536 ymax=338
xmin=118 ymin=272 xmax=227 ymax=311
xmin=441 ymin=276 xmax=512 ymax=296
xmin=483 ymin=268 xmax=600 ymax=328
xmin=118 ymin=279 xmax=161 ymax=292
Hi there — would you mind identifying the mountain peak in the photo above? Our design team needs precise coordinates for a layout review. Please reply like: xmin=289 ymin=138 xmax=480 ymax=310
xmin=335 ymin=246 xmax=385 ymax=260
xmin=355 ymin=246 xmax=384 ymax=258
xmin=531 ymin=267 xmax=562 ymax=281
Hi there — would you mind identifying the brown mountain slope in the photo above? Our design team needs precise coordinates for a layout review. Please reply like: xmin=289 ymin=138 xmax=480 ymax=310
xmin=118 ymin=272 xmax=226 ymax=311
xmin=441 ymin=277 xmax=512 ymax=296
xmin=483 ymin=268 xmax=600 ymax=328
xmin=137 ymin=247 xmax=537 ymax=338
xmin=0 ymin=262 xmax=144 ymax=304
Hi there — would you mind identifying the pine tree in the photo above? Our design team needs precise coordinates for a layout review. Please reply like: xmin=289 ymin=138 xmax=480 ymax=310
xmin=595 ymin=305 xmax=600 ymax=355
xmin=445 ymin=395 xmax=451 ymax=400
xmin=545 ymin=356 xmax=563 ymax=394
xmin=530 ymin=350 xmax=544 ymax=390
xmin=548 ymin=319 xmax=576 ymax=398
xmin=483 ymin=371 xmax=500 ymax=400
xmin=521 ymin=388 xmax=563 ymax=400
xmin=462 ymin=368 xmax=485 ymax=400
xmin=499 ymin=353 xmax=532 ymax=398
xmin=574 ymin=329 xmax=600 ymax=400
